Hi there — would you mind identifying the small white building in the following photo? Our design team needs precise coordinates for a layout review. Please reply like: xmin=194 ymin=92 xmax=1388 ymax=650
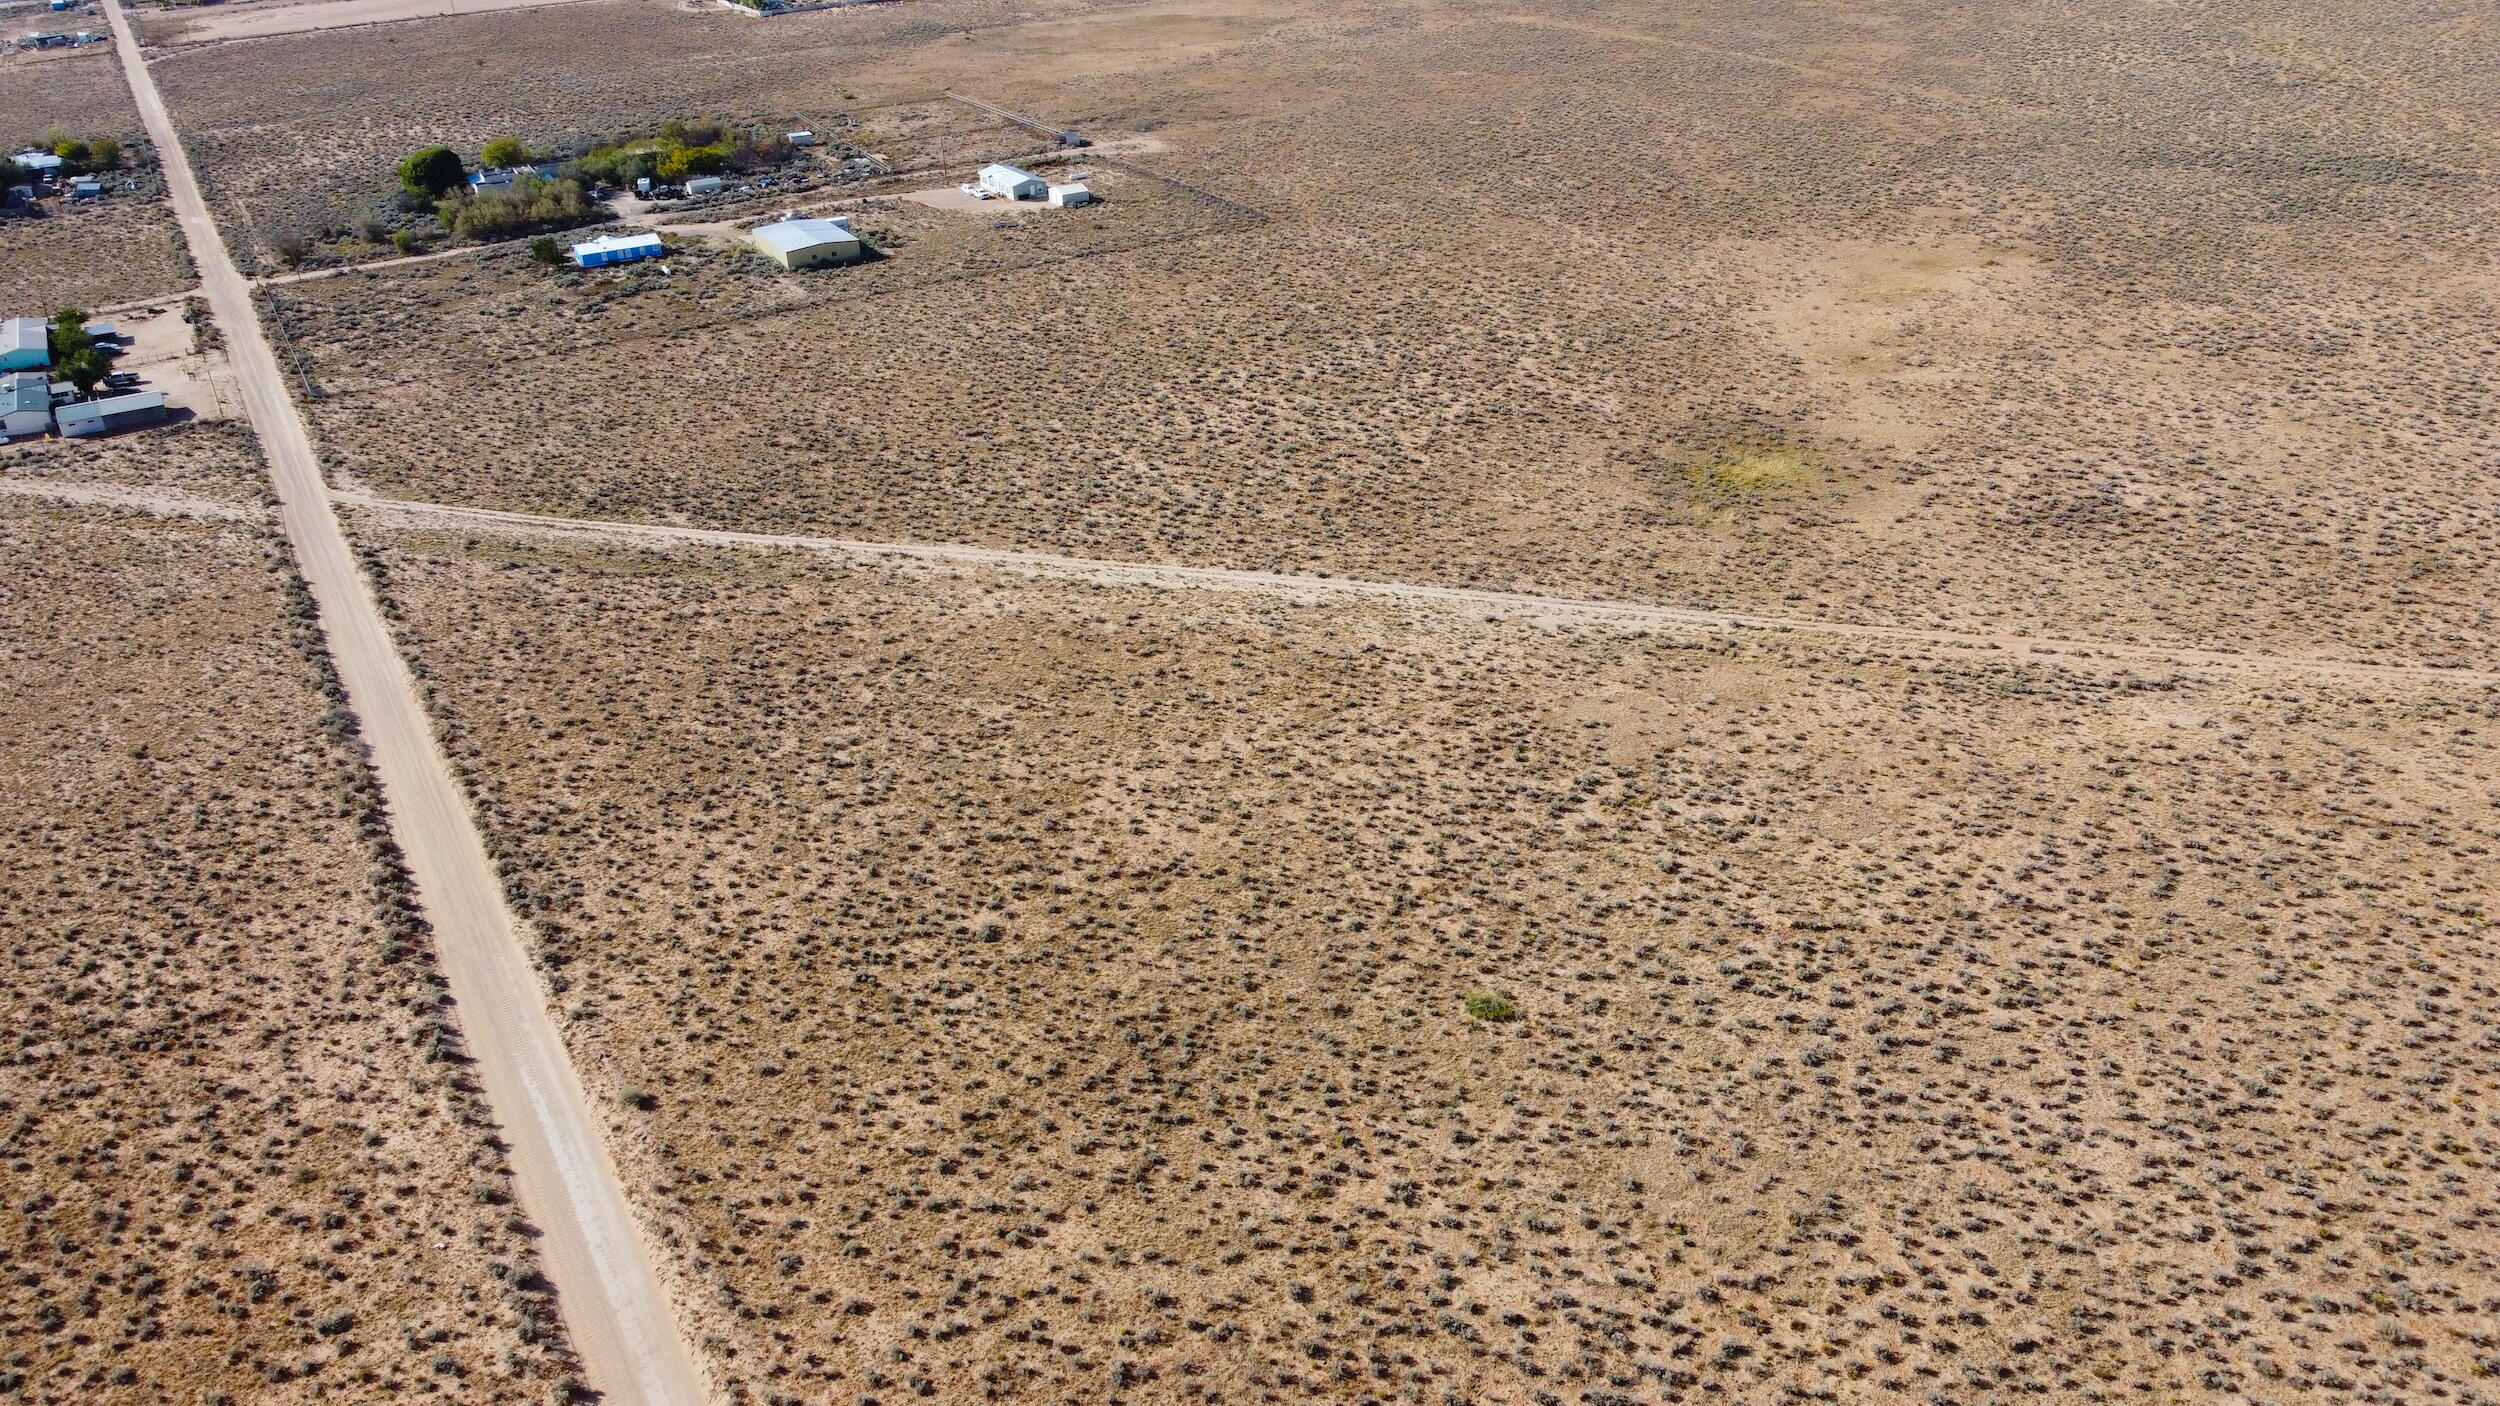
xmin=11 ymin=150 xmax=63 ymax=178
xmin=978 ymin=162 xmax=1045 ymax=201
xmin=786 ymin=130 xmax=817 ymax=147
xmin=54 ymin=389 xmax=163 ymax=438
xmin=1046 ymin=181 xmax=1093 ymax=207
xmin=750 ymin=215 xmax=860 ymax=270
xmin=683 ymin=175 xmax=726 ymax=197
xmin=2 ymin=371 xmax=51 ymax=439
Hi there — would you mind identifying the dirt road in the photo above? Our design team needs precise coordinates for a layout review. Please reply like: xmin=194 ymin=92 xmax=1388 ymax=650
xmin=339 ymin=491 xmax=2500 ymax=689
xmin=99 ymin=3 xmax=709 ymax=1402
xmin=0 ymin=477 xmax=261 ymax=520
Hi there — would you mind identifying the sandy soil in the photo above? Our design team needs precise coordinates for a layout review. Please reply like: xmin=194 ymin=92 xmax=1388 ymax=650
xmin=27 ymin=0 xmax=2500 ymax=1403
xmin=85 ymin=297 xmax=240 ymax=423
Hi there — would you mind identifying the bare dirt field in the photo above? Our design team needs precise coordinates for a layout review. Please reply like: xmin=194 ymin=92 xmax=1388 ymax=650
xmin=0 ymin=47 xmax=191 ymax=309
xmin=139 ymin=0 xmax=605 ymax=47
xmin=0 ymin=427 xmax=579 ymax=1404
xmin=355 ymin=521 xmax=2500 ymax=1405
xmin=252 ymin=0 xmax=2500 ymax=672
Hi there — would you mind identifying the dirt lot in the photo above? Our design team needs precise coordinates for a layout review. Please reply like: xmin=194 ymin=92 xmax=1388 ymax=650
xmin=247 ymin=0 xmax=2500 ymax=672
xmin=354 ymin=521 xmax=2500 ymax=1405
xmin=0 ymin=48 xmax=192 ymax=309
xmin=0 ymin=428 xmax=581 ymax=1404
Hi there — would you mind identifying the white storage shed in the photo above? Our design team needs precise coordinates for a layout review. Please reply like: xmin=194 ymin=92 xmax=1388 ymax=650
xmin=978 ymin=162 xmax=1045 ymax=201
xmin=1046 ymin=181 xmax=1093 ymax=207
xmin=54 ymin=389 xmax=164 ymax=438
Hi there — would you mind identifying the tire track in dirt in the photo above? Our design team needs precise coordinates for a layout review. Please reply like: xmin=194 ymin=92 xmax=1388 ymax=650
xmin=340 ymin=489 xmax=2500 ymax=689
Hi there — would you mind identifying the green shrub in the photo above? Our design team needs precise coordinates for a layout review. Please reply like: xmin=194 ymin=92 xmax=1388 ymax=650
xmin=480 ymin=135 xmax=530 ymax=168
xmin=434 ymin=176 xmax=595 ymax=243
xmin=398 ymin=145 xmax=466 ymax=202
xmin=1464 ymin=992 xmax=1520 ymax=1023
xmin=560 ymin=121 xmax=788 ymax=190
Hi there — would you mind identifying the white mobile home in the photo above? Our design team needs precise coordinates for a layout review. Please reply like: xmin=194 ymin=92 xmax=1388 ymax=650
xmin=569 ymin=231 xmax=665 ymax=268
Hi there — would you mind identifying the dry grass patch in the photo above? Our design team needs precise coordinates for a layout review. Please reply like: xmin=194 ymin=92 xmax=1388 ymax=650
xmin=0 ymin=447 xmax=575 ymax=1404
xmin=357 ymin=521 xmax=2500 ymax=1405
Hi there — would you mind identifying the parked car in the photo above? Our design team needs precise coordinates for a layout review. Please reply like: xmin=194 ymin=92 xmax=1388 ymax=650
xmin=104 ymin=371 xmax=140 ymax=389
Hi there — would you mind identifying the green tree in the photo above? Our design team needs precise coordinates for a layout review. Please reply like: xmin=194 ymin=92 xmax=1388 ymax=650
xmin=656 ymin=143 xmax=726 ymax=181
xmin=397 ymin=145 xmax=466 ymax=203
xmin=52 ymin=137 xmax=89 ymax=168
xmin=529 ymin=235 xmax=561 ymax=264
xmin=481 ymin=135 xmax=530 ymax=169
xmin=48 ymin=308 xmax=94 ymax=366
xmin=86 ymin=137 xmax=120 ymax=171
xmin=58 ymin=347 xmax=110 ymax=398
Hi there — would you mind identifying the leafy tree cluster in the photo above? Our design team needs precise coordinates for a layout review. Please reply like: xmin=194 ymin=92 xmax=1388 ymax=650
xmin=396 ymin=141 xmax=594 ymax=243
xmin=394 ymin=121 xmax=789 ymax=247
xmin=12 ymin=128 xmax=123 ymax=177
xmin=47 ymin=309 xmax=110 ymax=397
xmin=433 ymin=175 xmax=595 ymax=242
xmin=559 ymin=120 xmax=790 ymax=190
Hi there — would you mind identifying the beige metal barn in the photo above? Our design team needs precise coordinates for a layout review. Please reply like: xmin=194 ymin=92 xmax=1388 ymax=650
xmin=750 ymin=216 xmax=862 ymax=270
